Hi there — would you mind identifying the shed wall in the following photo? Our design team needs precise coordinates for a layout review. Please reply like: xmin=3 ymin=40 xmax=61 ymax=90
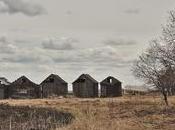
xmin=0 ymin=89 xmax=4 ymax=99
xmin=101 ymin=82 xmax=122 ymax=97
xmin=42 ymin=82 xmax=68 ymax=97
xmin=73 ymin=80 xmax=98 ymax=98
xmin=9 ymin=85 xmax=40 ymax=99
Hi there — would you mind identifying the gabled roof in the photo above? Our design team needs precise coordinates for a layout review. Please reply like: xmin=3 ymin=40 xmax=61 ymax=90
xmin=11 ymin=76 xmax=38 ymax=86
xmin=73 ymin=74 xmax=98 ymax=84
xmin=40 ymin=74 xmax=67 ymax=84
xmin=100 ymin=76 xmax=121 ymax=85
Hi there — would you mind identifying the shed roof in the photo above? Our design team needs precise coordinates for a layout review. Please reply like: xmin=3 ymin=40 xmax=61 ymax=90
xmin=11 ymin=76 xmax=39 ymax=87
xmin=40 ymin=74 xmax=67 ymax=84
xmin=73 ymin=74 xmax=98 ymax=84
xmin=100 ymin=76 xmax=121 ymax=85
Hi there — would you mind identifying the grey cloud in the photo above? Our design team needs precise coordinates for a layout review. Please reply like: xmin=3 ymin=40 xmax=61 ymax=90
xmin=66 ymin=10 xmax=72 ymax=15
xmin=0 ymin=0 xmax=46 ymax=16
xmin=0 ymin=36 xmax=136 ymax=69
xmin=104 ymin=39 xmax=137 ymax=46
xmin=0 ymin=36 xmax=7 ymax=43
xmin=1 ymin=55 xmax=39 ymax=63
xmin=52 ymin=46 xmax=133 ymax=69
xmin=124 ymin=8 xmax=140 ymax=14
xmin=42 ymin=38 xmax=77 ymax=50
xmin=52 ymin=47 xmax=119 ymax=63
xmin=0 ymin=37 xmax=136 ymax=81
xmin=0 ymin=50 xmax=52 ymax=66
xmin=0 ymin=36 xmax=16 ymax=54
xmin=94 ymin=61 xmax=133 ymax=72
xmin=14 ymin=39 xmax=31 ymax=43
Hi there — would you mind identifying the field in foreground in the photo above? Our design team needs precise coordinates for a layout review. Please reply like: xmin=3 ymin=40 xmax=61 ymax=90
xmin=0 ymin=95 xmax=175 ymax=130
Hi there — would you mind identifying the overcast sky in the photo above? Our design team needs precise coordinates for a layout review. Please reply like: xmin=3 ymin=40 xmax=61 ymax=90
xmin=0 ymin=0 xmax=175 ymax=89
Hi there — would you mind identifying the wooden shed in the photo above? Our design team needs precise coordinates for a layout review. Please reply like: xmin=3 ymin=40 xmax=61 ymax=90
xmin=9 ymin=76 xmax=41 ymax=99
xmin=40 ymin=74 xmax=68 ymax=98
xmin=100 ymin=76 xmax=122 ymax=97
xmin=72 ymin=74 xmax=98 ymax=98
xmin=0 ymin=77 xmax=10 ymax=99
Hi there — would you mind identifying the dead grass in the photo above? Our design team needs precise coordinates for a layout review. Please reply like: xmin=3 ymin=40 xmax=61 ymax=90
xmin=0 ymin=103 xmax=74 ymax=130
xmin=0 ymin=95 xmax=175 ymax=130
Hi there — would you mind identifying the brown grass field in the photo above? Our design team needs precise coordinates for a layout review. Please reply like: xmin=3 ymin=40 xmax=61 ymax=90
xmin=0 ymin=95 xmax=175 ymax=130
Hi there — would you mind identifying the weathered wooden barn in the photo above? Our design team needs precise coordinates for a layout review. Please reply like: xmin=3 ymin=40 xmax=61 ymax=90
xmin=9 ymin=76 xmax=40 ymax=99
xmin=0 ymin=77 xmax=10 ymax=99
xmin=40 ymin=74 xmax=68 ymax=98
xmin=100 ymin=76 xmax=122 ymax=97
xmin=72 ymin=74 xmax=98 ymax=98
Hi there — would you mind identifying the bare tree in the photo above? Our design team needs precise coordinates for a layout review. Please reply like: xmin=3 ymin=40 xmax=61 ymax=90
xmin=133 ymin=43 xmax=169 ymax=105
xmin=132 ymin=10 xmax=175 ymax=106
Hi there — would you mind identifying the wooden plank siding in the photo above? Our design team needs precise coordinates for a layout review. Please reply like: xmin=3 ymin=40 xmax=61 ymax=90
xmin=9 ymin=76 xmax=41 ymax=99
xmin=40 ymin=74 xmax=68 ymax=98
xmin=100 ymin=76 xmax=122 ymax=97
xmin=73 ymin=74 xmax=98 ymax=98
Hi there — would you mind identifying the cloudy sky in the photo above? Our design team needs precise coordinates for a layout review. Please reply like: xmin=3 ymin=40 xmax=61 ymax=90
xmin=0 ymin=0 xmax=175 ymax=89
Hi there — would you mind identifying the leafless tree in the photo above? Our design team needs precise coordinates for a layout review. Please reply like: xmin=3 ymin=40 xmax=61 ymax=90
xmin=132 ymin=10 xmax=175 ymax=106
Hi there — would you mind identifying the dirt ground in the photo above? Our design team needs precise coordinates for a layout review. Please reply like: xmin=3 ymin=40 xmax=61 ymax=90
xmin=0 ymin=95 xmax=175 ymax=130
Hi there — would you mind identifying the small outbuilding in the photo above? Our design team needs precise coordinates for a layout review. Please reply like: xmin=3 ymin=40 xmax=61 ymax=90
xmin=72 ymin=74 xmax=98 ymax=98
xmin=9 ymin=76 xmax=40 ymax=99
xmin=40 ymin=74 xmax=68 ymax=98
xmin=0 ymin=77 xmax=10 ymax=99
xmin=100 ymin=76 xmax=122 ymax=97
